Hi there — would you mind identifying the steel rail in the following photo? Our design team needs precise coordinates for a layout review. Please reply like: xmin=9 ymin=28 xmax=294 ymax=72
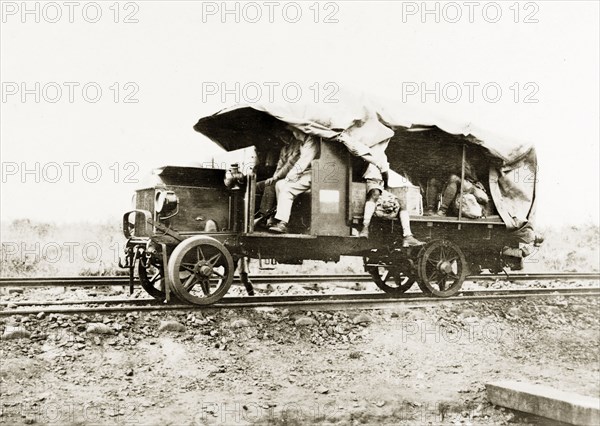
xmin=1 ymin=287 xmax=598 ymax=316
xmin=1 ymin=272 xmax=598 ymax=288
xmin=2 ymin=286 xmax=599 ymax=308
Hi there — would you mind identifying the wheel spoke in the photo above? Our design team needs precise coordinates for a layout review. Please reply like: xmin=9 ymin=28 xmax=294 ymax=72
xmin=184 ymin=274 xmax=198 ymax=291
xmin=427 ymin=270 xmax=439 ymax=283
xmin=438 ymin=278 xmax=446 ymax=291
xmin=180 ymin=264 xmax=195 ymax=273
xmin=150 ymin=272 xmax=161 ymax=284
xmin=208 ymin=253 xmax=222 ymax=266
xmin=200 ymin=279 xmax=211 ymax=295
xmin=197 ymin=247 xmax=205 ymax=261
xmin=212 ymin=269 xmax=225 ymax=279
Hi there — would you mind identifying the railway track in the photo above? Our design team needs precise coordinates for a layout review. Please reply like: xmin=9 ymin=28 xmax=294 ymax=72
xmin=1 ymin=272 xmax=598 ymax=288
xmin=1 ymin=287 xmax=598 ymax=316
xmin=1 ymin=272 xmax=597 ymax=315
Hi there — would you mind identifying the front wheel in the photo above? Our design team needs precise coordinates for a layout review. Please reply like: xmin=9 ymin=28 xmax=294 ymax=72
xmin=167 ymin=236 xmax=234 ymax=305
xmin=138 ymin=257 xmax=166 ymax=301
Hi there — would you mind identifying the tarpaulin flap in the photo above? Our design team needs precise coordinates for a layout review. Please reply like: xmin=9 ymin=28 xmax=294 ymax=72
xmin=194 ymin=107 xmax=287 ymax=152
xmin=489 ymin=148 xmax=538 ymax=234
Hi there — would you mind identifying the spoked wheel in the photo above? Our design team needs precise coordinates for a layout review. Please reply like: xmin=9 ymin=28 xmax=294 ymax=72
xmin=417 ymin=239 xmax=467 ymax=297
xmin=138 ymin=257 xmax=166 ymax=301
xmin=367 ymin=265 xmax=416 ymax=295
xmin=167 ymin=236 xmax=234 ymax=305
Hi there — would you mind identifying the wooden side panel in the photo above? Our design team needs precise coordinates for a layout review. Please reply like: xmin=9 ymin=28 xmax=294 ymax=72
xmin=351 ymin=182 xmax=367 ymax=218
xmin=288 ymin=192 xmax=312 ymax=233
xmin=310 ymin=142 xmax=351 ymax=236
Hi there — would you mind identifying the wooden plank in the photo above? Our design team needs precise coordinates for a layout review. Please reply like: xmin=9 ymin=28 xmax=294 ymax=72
xmin=243 ymin=232 xmax=317 ymax=239
xmin=410 ymin=215 xmax=504 ymax=225
xmin=486 ymin=380 xmax=600 ymax=426
xmin=350 ymin=215 xmax=504 ymax=226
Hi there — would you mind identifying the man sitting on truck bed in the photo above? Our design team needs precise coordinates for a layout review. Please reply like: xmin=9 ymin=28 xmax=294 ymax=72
xmin=425 ymin=158 xmax=490 ymax=217
xmin=358 ymin=138 xmax=424 ymax=247
xmin=268 ymin=128 xmax=320 ymax=234
xmin=254 ymin=127 xmax=302 ymax=228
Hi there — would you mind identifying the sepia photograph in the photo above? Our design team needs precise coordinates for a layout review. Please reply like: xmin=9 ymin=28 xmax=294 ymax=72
xmin=1 ymin=1 xmax=599 ymax=425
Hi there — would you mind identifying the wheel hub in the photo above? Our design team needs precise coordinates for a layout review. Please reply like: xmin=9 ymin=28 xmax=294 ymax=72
xmin=194 ymin=262 xmax=213 ymax=277
xmin=438 ymin=260 xmax=453 ymax=274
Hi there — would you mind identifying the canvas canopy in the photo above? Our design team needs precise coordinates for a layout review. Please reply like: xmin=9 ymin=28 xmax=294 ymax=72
xmin=194 ymin=91 xmax=537 ymax=238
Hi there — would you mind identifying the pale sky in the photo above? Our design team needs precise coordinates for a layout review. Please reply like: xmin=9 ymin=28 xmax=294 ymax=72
xmin=1 ymin=0 xmax=598 ymax=226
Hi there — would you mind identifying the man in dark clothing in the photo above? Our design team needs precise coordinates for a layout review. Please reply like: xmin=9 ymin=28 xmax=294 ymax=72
xmin=425 ymin=160 xmax=489 ymax=216
xmin=254 ymin=127 xmax=302 ymax=227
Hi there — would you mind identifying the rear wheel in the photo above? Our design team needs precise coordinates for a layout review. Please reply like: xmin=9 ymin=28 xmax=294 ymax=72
xmin=417 ymin=239 xmax=467 ymax=297
xmin=367 ymin=265 xmax=416 ymax=295
xmin=167 ymin=236 xmax=234 ymax=305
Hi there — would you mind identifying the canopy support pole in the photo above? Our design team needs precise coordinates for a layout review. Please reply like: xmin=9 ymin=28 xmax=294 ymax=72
xmin=458 ymin=144 xmax=466 ymax=223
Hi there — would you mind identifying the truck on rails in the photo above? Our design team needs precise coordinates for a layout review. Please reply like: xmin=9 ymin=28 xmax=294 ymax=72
xmin=120 ymin=93 xmax=540 ymax=305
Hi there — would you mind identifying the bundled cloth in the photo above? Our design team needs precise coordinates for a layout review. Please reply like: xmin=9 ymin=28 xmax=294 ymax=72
xmin=454 ymin=181 xmax=489 ymax=219
xmin=374 ymin=190 xmax=401 ymax=219
xmin=454 ymin=193 xmax=483 ymax=219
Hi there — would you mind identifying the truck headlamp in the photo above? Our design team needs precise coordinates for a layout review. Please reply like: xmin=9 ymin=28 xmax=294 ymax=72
xmin=155 ymin=190 xmax=179 ymax=219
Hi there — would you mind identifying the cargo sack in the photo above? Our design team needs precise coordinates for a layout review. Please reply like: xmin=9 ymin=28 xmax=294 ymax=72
xmin=454 ymin=193 xmax=483 ymax=219
xmin=374 ymin=190 xmax=401 ymax=219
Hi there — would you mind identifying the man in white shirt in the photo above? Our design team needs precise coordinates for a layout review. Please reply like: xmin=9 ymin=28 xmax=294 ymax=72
xmin=268 ymin=130 xmax=320 ymax=234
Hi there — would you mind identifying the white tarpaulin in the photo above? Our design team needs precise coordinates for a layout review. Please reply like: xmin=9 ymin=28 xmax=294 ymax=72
xmin=194 ymin=89 xmax=537 ymax=236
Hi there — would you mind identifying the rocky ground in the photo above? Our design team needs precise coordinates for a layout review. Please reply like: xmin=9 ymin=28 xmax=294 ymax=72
xmin=1 ymin=293 xmax=599 ymax=425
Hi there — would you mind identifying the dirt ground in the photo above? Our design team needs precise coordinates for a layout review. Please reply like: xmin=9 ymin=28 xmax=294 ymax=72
xmin=1 ymin=293 xmax=599 ymax=426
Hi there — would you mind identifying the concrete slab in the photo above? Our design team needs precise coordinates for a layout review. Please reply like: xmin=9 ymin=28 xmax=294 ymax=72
xmin=486 ymin=380 xmax=600 ymax=426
